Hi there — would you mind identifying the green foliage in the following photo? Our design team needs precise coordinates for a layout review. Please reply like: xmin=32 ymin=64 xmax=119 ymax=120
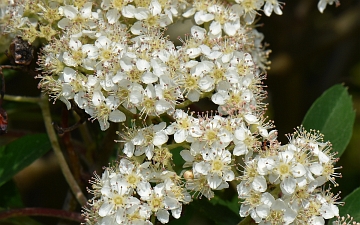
xmin=0 ymin=180 xmax=23 ymax=208
xmin=0 ymin=134 xmax=51 ymax=187
xmin=329 ymin=187 xmax=360 ymax=224
xmin=302 ymin=84 xmax=355 ymax=157
xmin=0 ymin=216 xmax=42 ymax=225
xmin=340 ymin=187 xmax=360 ymax=221
xmin=192 ymin=198 xmax=240 ymax=225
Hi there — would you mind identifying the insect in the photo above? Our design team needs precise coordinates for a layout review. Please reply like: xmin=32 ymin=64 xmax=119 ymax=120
xmin=261 ymin=139 xmax=271 ymax=151
xmin=0 ymin=36 xmax=34 ymax=134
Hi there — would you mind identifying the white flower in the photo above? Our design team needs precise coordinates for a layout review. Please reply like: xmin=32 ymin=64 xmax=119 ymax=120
xmin=263 ymin=0 xmax=283 ymax=16
xmin=194 ymin=148 xmax=234 ymax=189
xmin=268 ymin=150 xmax=306 ymax=195
xmin=98 ymin=174 xmax=141 ymax=224
xmin=123 ymin=122 xmax=168 ymax=160
xmin=137 ymin=182 xmax=182 ymax=224
xmin=259 ymin=198 xmax=297 ymax=225
xmin=165 ymin=110 xmax=203 ymax=143
xmin=58 ymin=2 xmax=94 ymax=29
xmin=318 ymin=0 xmax=340 ymax=13
xmin=233 ymin=124 xmax=256 ymax=156
xmin=86 ymin=90 xmax=126 ymax=130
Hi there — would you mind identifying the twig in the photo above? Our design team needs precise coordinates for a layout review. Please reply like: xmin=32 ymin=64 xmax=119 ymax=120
xmin=0 ymin=207 xmax=84 ymax=223
xmin=39 ymin=94 xmax=87 ymax=206
xmin=4 ymin=94 xmax=41 ymax=104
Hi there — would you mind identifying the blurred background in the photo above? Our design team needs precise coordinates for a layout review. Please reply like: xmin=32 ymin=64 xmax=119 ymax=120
xmin=0 ymin=0 xmax=360 ymax=224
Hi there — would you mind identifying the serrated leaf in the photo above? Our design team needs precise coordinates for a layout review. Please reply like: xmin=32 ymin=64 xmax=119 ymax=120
xmin=0 ymin=134 xmax=51 ymax=187
xmin=302 ymin=84 xmax=355 ymax=157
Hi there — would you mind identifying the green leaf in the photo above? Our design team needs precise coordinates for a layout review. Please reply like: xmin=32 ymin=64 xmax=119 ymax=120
xmin=0 ymin=180 xmax=23 ymax=208
xmin=192 ymin=198 xmax=240 ymax=225
xmin=0 ymin=134 xmax=52 ymax=187
xmin=329 ymin=187 xmax=360 ymax=224
xmin=340 ymin=187 xmax=360 ymax=221
xmin=210 ymin=195 xmax=240 ymax=215
xmin=302 ymin=84 xmax=355 ymax=157
xmin=0 ymin=214 xmax=42 ymax=225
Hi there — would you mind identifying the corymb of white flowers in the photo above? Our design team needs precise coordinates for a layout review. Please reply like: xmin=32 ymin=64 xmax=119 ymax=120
xmin=2 ymin=0 xmax=342 ymax=224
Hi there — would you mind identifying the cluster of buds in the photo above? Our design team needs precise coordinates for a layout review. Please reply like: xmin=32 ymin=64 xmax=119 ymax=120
xmin=1 ymin=0 xmax=342 ymax=224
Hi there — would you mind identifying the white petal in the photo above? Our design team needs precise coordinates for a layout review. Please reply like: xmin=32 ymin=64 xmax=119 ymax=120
xmin=280 ymin=177 xmax=296 ymax=195
xmin=174 ymin=129 xmax=187 ymax=143
xmin=211 ymin=91 xmax=227 ymax=105
xmin=309 ymin=163 xmax=323 ymax=176
xmin=182 ymin=7 xmax=196 ymax=18
xmin=256 ymin=204 xmax=270 ymax=218
xmin=264 ymin=1 xmax=274 ymax=16
xmin=99 ymin=202 xmax=114 ymax=217
xmin=122 ymin=5 xmax=136 ymax=18
xmin=156 ymin=209 xmax=169 ymax=224
xmin=291 ymin=163 xmax=306 ymax=178
xmin=150 ymin=0 xmax=161 ymax=15
xmin=207 ymin=174 xmax=222 ymax=189
xmin=318 ymin=0 xmax=327 ymax=13
xmin=209 ymin=21 xmax=221 ymax=36
xmin=142 ymin=71 xmax=158 ymax=84
xmin=137 ymin=181 xmax=152 ymax=199
xmin=136 ymin=59 xmax=150 ymax=71
xmin=252 ymin=176 xmax=267 ymax=192
xmin=233 ymin=143 xmax=248 ymax=156
xmin=194 ymin=162 xmax=210 ymax=175
xmin=62 ymin=5 xmax=77 ymax=19
xmin=109 ymin=110 xmax=126 ymax=122
xmin=171 ymin=206 xmax=182 ymax=219
xmin=62 ymin=67 xmax=76 ymax=82
xmin=153 ymin=131 xmax=168 ymax=146
xmin=180 ymin=150 xmax=194 ymax=162
xmin=123 ymin=142 xmax=135 ymax=157
xmin=134 ymin=8 xmax=149 ymax=20
xmin=223 ymin=170 xmax=235 ymax=181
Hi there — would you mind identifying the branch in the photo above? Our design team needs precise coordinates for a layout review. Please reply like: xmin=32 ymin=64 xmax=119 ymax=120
xmin=39 ymin=94 xmax=87 ymax=206
xmin=4 ymin=94 xmax=41 ymax=104
xmin=0 ymin=208 xmax=84 ymax=223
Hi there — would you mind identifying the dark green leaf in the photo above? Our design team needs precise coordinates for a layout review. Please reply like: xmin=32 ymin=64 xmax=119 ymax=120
xmin=329 ymin=187 xmax=360 ymax=224
xmin=0 ymin=180 xmax=23 ymax=208
xmin=192 ymin=198 xmax=240 ymax=225
xmin=0 ymin=214 xmax=42 ymax=225
xmin=340 ymin=187 xmax=360 ymax=220
xmin=0 ymin=134 xmax=51 ymax=187
xmin=302 ymin=84 xmax=355 ymax=157
xmin=210 ymin=195 xmax=240 ymax=215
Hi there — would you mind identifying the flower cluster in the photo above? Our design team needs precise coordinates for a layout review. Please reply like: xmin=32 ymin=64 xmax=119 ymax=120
xmin=237 ymin=128 xmax=340 ymax=224
xmin=2 ymin=0 xmax=272 ymax=130
xmin=84 ymin=158 xmax=191 ymax=224
xmin=1 ymin=0 xmax=343 ymax=224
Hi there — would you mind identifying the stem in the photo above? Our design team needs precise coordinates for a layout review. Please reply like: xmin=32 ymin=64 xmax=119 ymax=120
xmin=237 ymin=215 xmax=256 ymax=225
xmin=4 ymin=94 xmax=41 ymax=104
xmin=167 ymin=142 xmax=189 ymax=150
xmin=0 ymin=208 xmax=84 ymax=223
xmin=175 ymin=99 xmax=192 ymax=109
xmin=118 ymin=104 xmax=137 ymax=119
xmin=60 ymin=107 xmax=83 ymax=188
xmin=151 ymin=214 xmax=156 ymax=225
xmin=39 ymin=94 xmax=87 ymax=206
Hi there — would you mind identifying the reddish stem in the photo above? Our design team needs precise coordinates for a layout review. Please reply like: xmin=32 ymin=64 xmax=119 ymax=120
xmin=0 ymin=208 xmax=84 ymax=223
